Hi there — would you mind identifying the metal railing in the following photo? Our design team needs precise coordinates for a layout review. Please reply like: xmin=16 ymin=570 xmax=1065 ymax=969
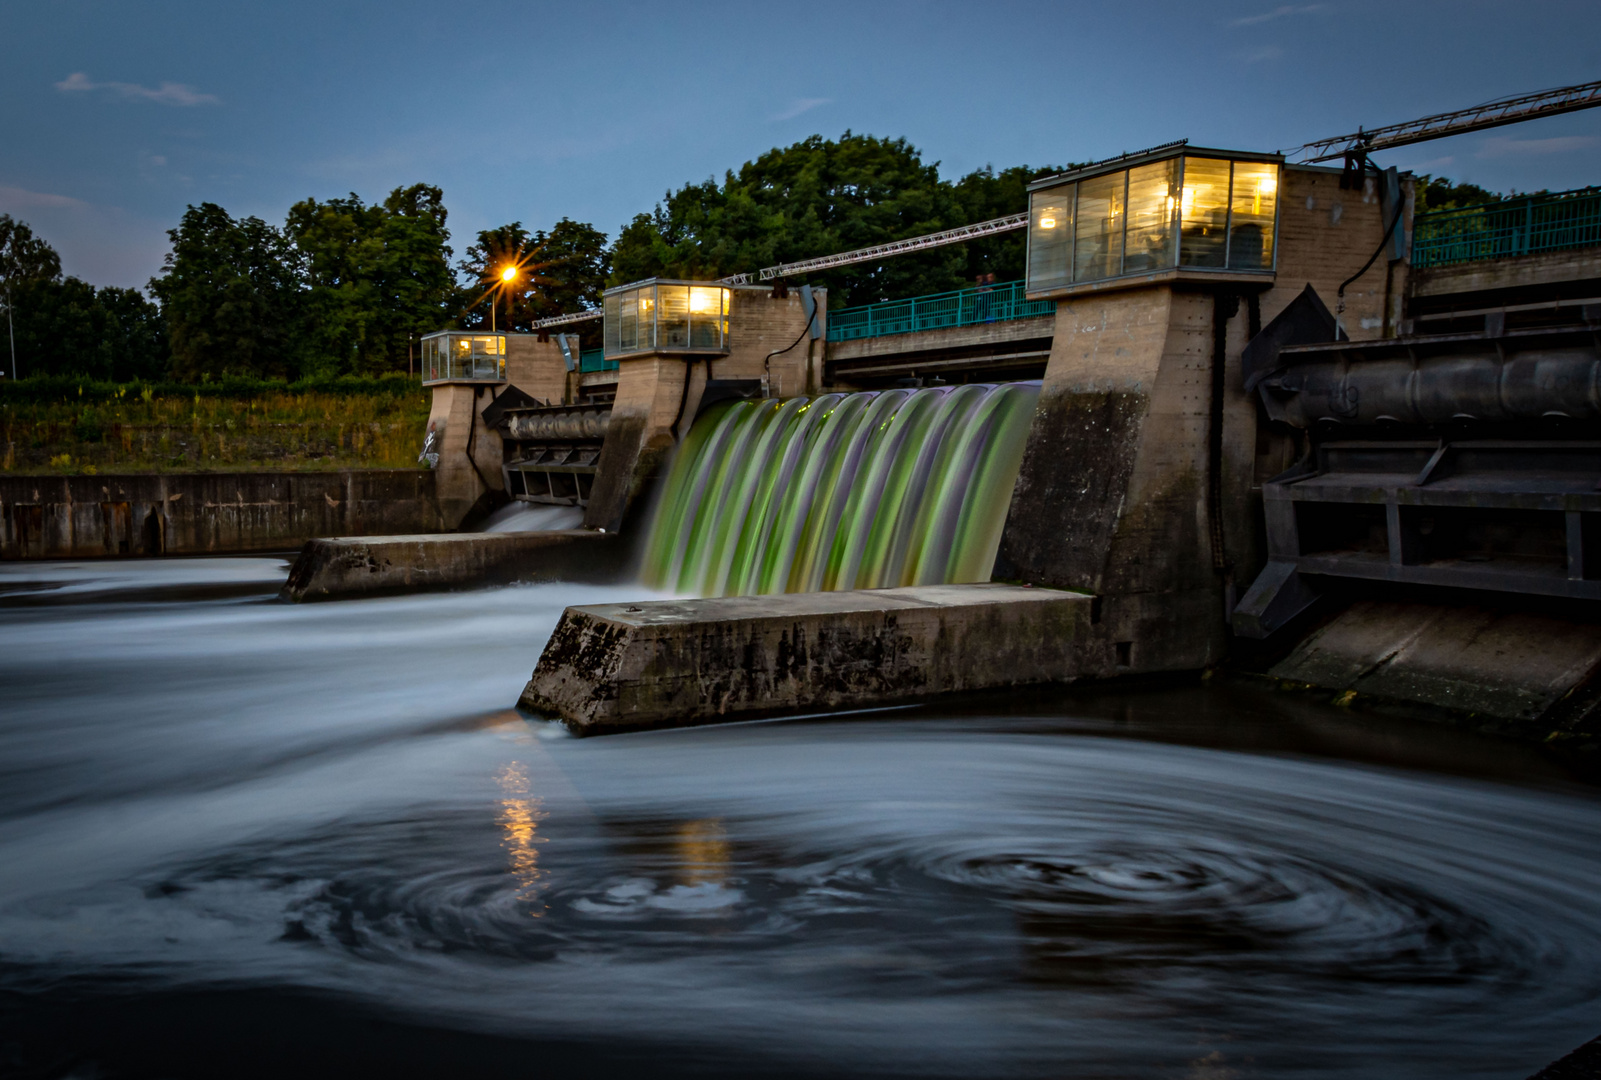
xmin=826 ymin=279 xmax=1054 ymax=343
xmin=579 ymin=348 xmax=618 ymax=374
xmin=1412 ymin=187 xmax=1601 ymax=269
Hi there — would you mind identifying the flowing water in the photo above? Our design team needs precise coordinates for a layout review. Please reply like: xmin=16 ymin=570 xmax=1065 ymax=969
xmin=641 ymin=384 xmax=1039 ymax=596
xmin=3 ymin=559 xmax=1601 ymax=1079
xmin=476 ymin=502 xmax=585 ymax=533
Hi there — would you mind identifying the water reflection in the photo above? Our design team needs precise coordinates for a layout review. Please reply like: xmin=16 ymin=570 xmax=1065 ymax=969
xmin=495 ymin=761 xmax=548 ymax=915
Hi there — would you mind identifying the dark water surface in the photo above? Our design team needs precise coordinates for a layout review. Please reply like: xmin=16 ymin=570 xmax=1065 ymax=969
xmin=2 ymin=559 xmax=1600 ymax=1079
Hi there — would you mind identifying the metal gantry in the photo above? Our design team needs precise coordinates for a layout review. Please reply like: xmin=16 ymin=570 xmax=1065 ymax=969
xmin=719 ymin=214 xmax=1028 ymax=285
xmin=1285 ymin=80 xmax=1601 ymax=163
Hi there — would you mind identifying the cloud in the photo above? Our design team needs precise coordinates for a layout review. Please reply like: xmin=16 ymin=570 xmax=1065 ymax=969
xmin=1232 ymin=4 xmax=1325 ymax=26
xmin=768 ymin=97 xmax=830 ymax=123
xmin=1477 ymin=134 xmax=1599 ymax=158
xmin=56 ymin=71 xmax=219 ymax=107
xmin=0 ymin=185 xmax=90 ymax=211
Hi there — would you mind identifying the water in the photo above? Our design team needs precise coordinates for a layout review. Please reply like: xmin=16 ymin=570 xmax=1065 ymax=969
xmin=642 ymin=384 xmax=1039 ymax=596
xmin=477 ymin=502 xmax=585 ymax=533
xmin=3 ymin=559 xmax=1601 ymax=1079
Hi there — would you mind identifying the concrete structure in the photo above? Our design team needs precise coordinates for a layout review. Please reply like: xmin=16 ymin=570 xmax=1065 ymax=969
xmin=281 ymin=529 xmax=619 ymax=602
xmin=421 ymin=331 xmax=577 ymax=528
xmin=1 ymin=470 xmax=445 ymax=560
xmin=519 ymin=583 xmax=1096 ymax=734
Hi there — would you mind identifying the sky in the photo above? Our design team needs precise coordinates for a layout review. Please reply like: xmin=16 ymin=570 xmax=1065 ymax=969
xmin=3 ymin=0 xmax=1600 ymax=290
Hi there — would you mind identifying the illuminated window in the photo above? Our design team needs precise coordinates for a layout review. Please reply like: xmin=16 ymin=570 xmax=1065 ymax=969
xmin=1026 ymin=149 xmax=1280 ymax=295
xmin=419 ymin=331 xmax=507 ymax=384
xmin=603 ymin=280 xmax=731 ymax=359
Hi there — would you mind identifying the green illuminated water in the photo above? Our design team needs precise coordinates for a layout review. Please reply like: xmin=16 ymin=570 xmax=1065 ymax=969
xmin=641 ymin=382 xmax=1040 ymax=597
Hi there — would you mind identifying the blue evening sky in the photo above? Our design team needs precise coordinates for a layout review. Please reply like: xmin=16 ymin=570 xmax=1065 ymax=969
xmin=3 ymin=0 xmax=1599 ymax=289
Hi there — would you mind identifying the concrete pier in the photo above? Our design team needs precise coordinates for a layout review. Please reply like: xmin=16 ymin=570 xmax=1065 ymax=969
xmin=519 ymin=583 xmax=1097 ymax=735
xmin=281 ymin=530 xmax=619 ymax=602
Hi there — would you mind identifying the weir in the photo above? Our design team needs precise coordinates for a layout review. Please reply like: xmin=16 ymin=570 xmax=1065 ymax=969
xmin=640 ymin=383 xmax=1038 ymax=596
xmin=269 ymin=135 xmax=1601 ymax=748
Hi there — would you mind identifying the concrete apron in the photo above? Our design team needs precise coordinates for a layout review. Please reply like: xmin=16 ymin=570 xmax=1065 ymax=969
xmin=281 ymin=530 xmax=620 ymax=602
xmin=519 ymin=583 xmax=1098 ymax=736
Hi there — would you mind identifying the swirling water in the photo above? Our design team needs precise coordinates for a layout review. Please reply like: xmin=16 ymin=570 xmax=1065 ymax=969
xmin=2 ymin=559 xmax=1601 ymax=1078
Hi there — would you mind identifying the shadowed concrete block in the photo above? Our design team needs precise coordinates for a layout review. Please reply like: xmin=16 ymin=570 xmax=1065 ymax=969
xmin=519 ymin=583 xmax=1099 ymax=735
xmin=281 ymin=530 xmax=620 ymax=602
xmin=1271 ymin=601 xmax=1601 ymax=720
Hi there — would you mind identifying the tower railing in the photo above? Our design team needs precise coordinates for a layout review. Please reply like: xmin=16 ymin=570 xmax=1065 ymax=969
xmin=1412 ymin=187 xmax=1601 ymax=269
xmin=826 ymin=279 xmax=1055 ymax=343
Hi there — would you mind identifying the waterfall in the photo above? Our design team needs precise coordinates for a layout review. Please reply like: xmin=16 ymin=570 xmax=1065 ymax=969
xmin=641 ymin=382 xmax=1039 ymax=597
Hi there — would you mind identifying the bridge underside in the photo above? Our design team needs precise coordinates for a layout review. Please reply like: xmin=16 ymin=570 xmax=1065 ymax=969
xmin=825 ymin=315 xmax=1053 ymax=387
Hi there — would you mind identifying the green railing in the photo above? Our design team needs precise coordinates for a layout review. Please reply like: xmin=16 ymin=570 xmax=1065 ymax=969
xmin=1412 ymin=187 xmax=1601 ymax=269
xmin=579 ymin=348 xmax=618 ymax=374
xmin=827 ymin=279 xmax=1054 ymax=343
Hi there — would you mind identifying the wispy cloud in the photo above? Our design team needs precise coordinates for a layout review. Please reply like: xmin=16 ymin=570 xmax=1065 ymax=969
xmin=1478 ymin=134 xmax=1599 ymax=158
xmin=56 ymin=72 xmax=219 ymax=107
xmin=0 ymin=185 xmax=90 ymax=211
xmin=768 ymin=97 xmax=830 ymax=123
xmin=1232 ymin=4 xmax=1325 ymax=26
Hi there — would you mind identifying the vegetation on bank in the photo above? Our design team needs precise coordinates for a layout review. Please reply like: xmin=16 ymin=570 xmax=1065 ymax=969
xmin=0 ymin=376 xmax=430 ymax=475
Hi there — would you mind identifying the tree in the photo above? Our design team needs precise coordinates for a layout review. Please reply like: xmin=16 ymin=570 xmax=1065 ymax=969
xmin=1 ymin=214 xmax=65 ymax=379
xmin=457 ymin=218 xmax=609 ymax=344
xmin=150 ymin=203 xmax=306 ymax=380
xmin=286 ymin=183 xmax=454 ymax=374
xmin=8 ymin=277 xmax=166 ymax=380
xmin=609 ymin=133 xmax=980 ymax=308
xmin=1415 ymin=175 xmax=1504 ymax=215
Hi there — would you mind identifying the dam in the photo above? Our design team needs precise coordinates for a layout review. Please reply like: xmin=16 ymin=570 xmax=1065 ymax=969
xmin=280 ymin=137 xmax=1601 ymax=748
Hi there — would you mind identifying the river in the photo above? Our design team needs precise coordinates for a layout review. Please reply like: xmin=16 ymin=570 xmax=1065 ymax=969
xmin=1 ymin=557 xmax=1599 ymax=1078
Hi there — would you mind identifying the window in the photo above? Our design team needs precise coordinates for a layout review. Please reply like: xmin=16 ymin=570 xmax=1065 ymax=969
xmin=1025 ymin=151 xmax=1280 ymax=295
xmin=1123 ymin=160 xmax=1179 ymax=273
xmin=1179 ymin=158 xmax=1231 ymax=268
xmin=603 ymin=281 xmax=732 ymax=359
xmin=1229 ymin=161 xmax=1278 ymax=270
xmin=1028 ymin=184 xmax=1074 ymax=292
xmin=1075 ymin=171 xmax=1126 ymax=282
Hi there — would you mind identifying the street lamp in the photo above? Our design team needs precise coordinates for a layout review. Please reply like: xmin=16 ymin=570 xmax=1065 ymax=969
xmin=493 ymin=265 xmax=518 ymax=334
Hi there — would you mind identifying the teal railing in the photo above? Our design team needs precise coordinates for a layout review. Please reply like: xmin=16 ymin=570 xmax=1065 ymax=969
xmin=1412 ymin=187 xmax=1601 ymax=269
xmin=579 ymin=348 xmax=618 ymax=374
xmin=827 ymin=279 xmax=1054 ymax=343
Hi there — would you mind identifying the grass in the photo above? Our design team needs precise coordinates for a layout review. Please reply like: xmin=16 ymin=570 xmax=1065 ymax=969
xmin=0 ymin=382 xmax=433 ymax=475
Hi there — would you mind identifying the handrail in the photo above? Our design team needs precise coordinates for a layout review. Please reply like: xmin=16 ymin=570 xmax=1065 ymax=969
xmin=1412 ymin=186 xmax=1601 ymax=269
xmin=826 ymin=279 xmax=1054 ymax=343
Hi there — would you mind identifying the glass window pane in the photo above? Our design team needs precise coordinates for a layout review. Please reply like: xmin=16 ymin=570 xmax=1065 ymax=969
xmin=604 ymin=294 xmax=620 ymax=355
xmin=658 ymin=284 xmax=690 ymax=349
xmin=1074 ymin=171 xmax=1125 ymax=282
xmin=1179 ymin=157 xmax=1231 ymax=268
xmin=640 ymin=287 xmax=658 ymax=350
xmin=1028 ymin=184 xmax=1073 ymax=292
xmin=688 ymin=286 xmax=724 ymax=348
xmin=1124 ymin=160 xmax=1178 ymax=273
xmin=1228 ymin=162 xmax=1278 ymax=270
xmin=619 ymin=290 xmax=638 ymax=353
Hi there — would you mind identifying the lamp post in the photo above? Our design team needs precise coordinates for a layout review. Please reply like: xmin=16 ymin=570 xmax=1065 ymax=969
xmin=495 ymin=265 xmax=517 ymax=334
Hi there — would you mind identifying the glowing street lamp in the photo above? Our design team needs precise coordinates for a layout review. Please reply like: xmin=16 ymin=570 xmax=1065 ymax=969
xmin=492 ymin=265 xmax=518 ymax=333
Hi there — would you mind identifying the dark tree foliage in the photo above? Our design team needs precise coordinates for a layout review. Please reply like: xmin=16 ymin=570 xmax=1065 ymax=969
xmin=458 ymin=218 xmax=610 ymax=347
xmin=285 ymin=184 xmax=455 ymax=374
xmin=1 ymin=217 xmax=165 ymax=381
xmin=150 ymin=203 xmax=307 ymax=380
xmin=0 ymin=214 xmax=64 ymax=286
xmin=612 ymin=133 xmax=994 ymax=308
xmin=1414 ymin=175 xmax=1505 ymax=215
xmin=8 ymin=278 xmax=167 ymax=381
xmin=949 ymin=163 xmax=1069 ymax=283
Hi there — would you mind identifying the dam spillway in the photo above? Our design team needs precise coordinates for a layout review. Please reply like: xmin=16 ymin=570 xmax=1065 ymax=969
xmin=639 ymin=383 xmax=1040 ymax=597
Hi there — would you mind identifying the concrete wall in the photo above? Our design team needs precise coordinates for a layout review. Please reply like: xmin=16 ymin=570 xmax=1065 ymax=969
xmin=505 ymin=334 xmax=573 ymax=406
xmin=1264 ymin=164 xmax=1403 ymax=338
xmin=0 ymin=470 xmax=445 ymax=559
xmin=424 ymin=383 xmax=507 ymax=528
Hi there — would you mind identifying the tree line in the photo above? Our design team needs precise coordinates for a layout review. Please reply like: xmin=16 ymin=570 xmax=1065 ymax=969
xmin=0 ymin=130 xmax=1510 ymax=382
